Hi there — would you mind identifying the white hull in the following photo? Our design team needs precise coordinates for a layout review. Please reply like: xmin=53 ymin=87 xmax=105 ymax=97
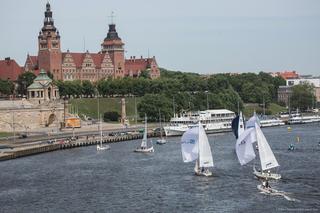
xmin=288 ymin=115 xmax=320 ymax=124
xmin=253 ymin=167 xmax=281 ymax=180
xmin=257 ymin=184 xmax=278 ymax=194
xmin=97 ymin=144 xmax=110 ymax=151
xmin=134 ymin=146 xmax=154 ymax=153
xmin=156 ymin=139 xmax=166 ymax=144
xmin=260 ymin=119 xmax=285 ymax=128
xmin=164 ymin=124 xmax=231 ymax=136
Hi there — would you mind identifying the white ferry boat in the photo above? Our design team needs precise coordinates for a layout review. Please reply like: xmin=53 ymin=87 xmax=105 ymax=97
xmin=288 ymin=113 xmax=320 ymax=124
xmin=163 ymin=109 xmax=235 ymax=136
xmin=259 ymin=117 xmax=285 ymax=128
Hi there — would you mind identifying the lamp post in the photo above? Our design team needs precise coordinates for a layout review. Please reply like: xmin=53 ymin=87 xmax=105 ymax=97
xmin=205 ymin=91 xmax=209 ymax=110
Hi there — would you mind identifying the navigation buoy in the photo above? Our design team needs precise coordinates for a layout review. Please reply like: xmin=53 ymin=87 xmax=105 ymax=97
xmin=287 ymin=127 xmax=292 ymax=132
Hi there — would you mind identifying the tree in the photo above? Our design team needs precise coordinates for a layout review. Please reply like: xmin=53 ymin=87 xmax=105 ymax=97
xmin=290 ymin=83 xmax=315 ymax=111
xmin=103 ymin=111 xmax=120 ymax=122
xmin=17 ymin=72 xmax=36 ymax=96
xmin=139 ymin=69 xmax=150 ymax=79
xmin=138 ymin=94 xmax=172 ymax=121
xmin=82 ymin=80 xmax=95 ymax=97
xmin=0 ymin=80 xmax=14 ymax=96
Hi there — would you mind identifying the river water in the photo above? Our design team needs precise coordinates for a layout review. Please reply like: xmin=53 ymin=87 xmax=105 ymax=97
xmin=0 ymin=124 xmax=319 ymax=212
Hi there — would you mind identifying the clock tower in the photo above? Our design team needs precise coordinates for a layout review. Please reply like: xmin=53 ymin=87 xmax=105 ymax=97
xmin=38 ymin=2 xmax=62 ymax=80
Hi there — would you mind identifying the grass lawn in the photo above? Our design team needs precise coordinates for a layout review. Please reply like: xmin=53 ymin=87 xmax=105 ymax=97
xmin=0 ymin=132 xmax=13 ymax=138
xmin=243 ymin=103 xmax=286 ymax=117
xmin=69 ymin=97 xmax=141 ymax=120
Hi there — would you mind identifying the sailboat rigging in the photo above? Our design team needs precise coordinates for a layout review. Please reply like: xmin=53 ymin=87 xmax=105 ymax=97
xmin=134 ymin=115 xmax=154 ymax=153
xmin=181 ymin=121 xmax=214 ymax=176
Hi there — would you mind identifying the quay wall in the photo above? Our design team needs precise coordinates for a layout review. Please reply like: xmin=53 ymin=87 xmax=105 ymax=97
xmin=0 ymin=132 xmax=157 ymax=161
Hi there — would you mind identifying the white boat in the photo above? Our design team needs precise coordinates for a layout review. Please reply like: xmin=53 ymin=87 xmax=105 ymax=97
xmin=288 ymin=113 xmax=320 ymax=124
xmin=257 ymin=184 xmax=279 ymax=194
xmin=235 ymin=115 xmax=281 ymax=180
xmin=134 ymin=115 xmax=154 ymax=153
xmin=96 ymin=117 xmax=110 ymax=151
xmin=181 ymin=121 xmax=214 ymax=176
xmin=259 ymin=117 xmax=285 ymax=128
xmin=156 ymin=110 xmax=166 ymax=145
xmin=253 ymin=166 xmax=281 ymax=180
xmin=164 ymin=109 xmax=235 ymax=136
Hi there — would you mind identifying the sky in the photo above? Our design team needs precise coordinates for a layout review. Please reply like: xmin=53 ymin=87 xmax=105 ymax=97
xmin=0 ymin=0 xmax=319 ymax=75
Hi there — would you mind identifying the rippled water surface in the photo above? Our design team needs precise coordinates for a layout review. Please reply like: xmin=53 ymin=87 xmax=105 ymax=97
xmin=0 ymin=124 xmax=319 ymax=212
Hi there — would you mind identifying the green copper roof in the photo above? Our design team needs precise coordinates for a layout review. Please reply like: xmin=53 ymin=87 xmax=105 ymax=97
xmin=34 ymin=69 xmax=52 ymax=82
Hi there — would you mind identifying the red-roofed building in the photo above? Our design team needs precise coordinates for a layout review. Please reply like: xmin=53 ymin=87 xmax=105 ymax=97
xmin=23 ymin=2 xmax=160 ymax=82
xmin=125 ymin=56 xmax=160 ymax=79
xmin=24 ymin=55 xmax=39 ymax=75
xmin=0 ymin=57 xmax=23 ymax=81
xmin=271 ymin=71 xmax=299 ymax=80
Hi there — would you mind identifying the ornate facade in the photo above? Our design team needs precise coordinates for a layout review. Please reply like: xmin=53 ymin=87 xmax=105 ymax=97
xmin=24 ymin=2 xmax=160 ymax=81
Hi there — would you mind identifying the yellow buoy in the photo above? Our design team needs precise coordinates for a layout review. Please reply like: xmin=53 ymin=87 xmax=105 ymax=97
xmin=287 ymin=126 xmax=292 ymax=132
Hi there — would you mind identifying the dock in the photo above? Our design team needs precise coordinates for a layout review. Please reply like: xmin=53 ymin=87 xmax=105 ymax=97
xmin=0 ymin=132 xmax=158 ymax=161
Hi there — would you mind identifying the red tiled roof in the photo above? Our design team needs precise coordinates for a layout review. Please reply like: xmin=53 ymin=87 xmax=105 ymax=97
xmin=62 ymin=52 xmax=105 ymax=68
xmin=124 ymin=57 xmax=153 ymax=75
xmin=90 ymin=53 xmax=105 ymax=69
xmin=0 ymin=58 xmax=23 ymax=81
xmin=29 ymin=56 xmax=38 ymax=66
xmin=277 ymin=71 xmax=299 ymax=80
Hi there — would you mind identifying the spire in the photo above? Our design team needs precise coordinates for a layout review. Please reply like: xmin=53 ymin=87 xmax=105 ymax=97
xmin=109 ymin=11 xmax=115 ymax=24
xmin=104 ymin=12 xmax=121 ymax=41
xmin=42 ymin=1 xmax=56 ymax=31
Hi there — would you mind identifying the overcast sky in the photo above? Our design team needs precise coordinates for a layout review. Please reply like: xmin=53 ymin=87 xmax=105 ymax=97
xmin=0 ymin=0 xmax=319 ymax=75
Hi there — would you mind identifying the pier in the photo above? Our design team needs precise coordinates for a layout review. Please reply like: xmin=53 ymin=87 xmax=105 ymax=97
xmin=0 ymin=132 xmax=158 ymax=161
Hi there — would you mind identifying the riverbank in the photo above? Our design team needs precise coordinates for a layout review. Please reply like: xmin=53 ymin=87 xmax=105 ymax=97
xmin=0 ymin=131 xmax=158 ymax=161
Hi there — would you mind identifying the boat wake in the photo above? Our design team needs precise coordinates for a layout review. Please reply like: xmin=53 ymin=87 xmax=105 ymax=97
xmin=258 ymin=185 xmax=300 ymax=202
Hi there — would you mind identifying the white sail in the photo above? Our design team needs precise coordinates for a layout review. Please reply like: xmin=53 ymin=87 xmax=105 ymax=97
xmin=238 ymin=111 xmax=245 ymax=137
xmin=141 ymin=116 xmax=147 ymax=148
xmin=235 ymin=127 xmax=257 ymax=165
xmin=246 ymin=113 xmax=260 ymax=129
xmin=194 ymin=160 xmax=199 ymax=173
xmin=255 ymin=123 xmax=279 ymax=171
xmin=181 ymin=126 xmax=199 ymax=163
xmin=198 ymin=122 xmax=214 ymax=168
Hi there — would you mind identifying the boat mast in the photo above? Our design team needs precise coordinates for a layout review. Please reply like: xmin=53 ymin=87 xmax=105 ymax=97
xmin=159 ymin=109 xmax=163 ymax=140
xmin=100 ymin=115 xmax=103 ymax=147
xmin=198 ymin=121 xmax=201 ymax=169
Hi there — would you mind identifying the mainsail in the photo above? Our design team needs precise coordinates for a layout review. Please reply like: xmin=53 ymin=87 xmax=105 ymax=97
xmin=198 ymin=122 xmax=214 ymax=167
xmin=141 ymin=116 xmax=148 ymax=148
xmin=235 ymin=127 xmax=256 ymax=165
xmin=255 ymin=123 xmax=279 ymax=171
xmin=181 ymin=126 xmax=199 ymax=162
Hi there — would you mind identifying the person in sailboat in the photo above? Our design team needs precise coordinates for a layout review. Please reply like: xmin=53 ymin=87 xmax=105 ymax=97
xmin=262 ymin=180 xmax=271 ymax=189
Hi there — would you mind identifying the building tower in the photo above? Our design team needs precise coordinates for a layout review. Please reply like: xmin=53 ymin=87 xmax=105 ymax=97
xmin=101 ymin=17 xmax=125 ymax=78
xmin=38 ymin=2 xmax=62 ymax=80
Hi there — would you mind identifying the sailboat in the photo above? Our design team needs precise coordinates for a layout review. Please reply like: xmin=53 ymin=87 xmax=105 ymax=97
xmin=156 ymin=110 xmax=166 ymax=145
xmin=96 ymin=117 xmax=110 ymax=151
xmin=231 ymin=111 xmax=245 ymax=139
xmin=134 ymin=115 xmax=154 ymax=153
xmin=181 ymin=121 xmax=214 ymax=176
xmin=235 ymin=116 xmax=281 ymax=180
